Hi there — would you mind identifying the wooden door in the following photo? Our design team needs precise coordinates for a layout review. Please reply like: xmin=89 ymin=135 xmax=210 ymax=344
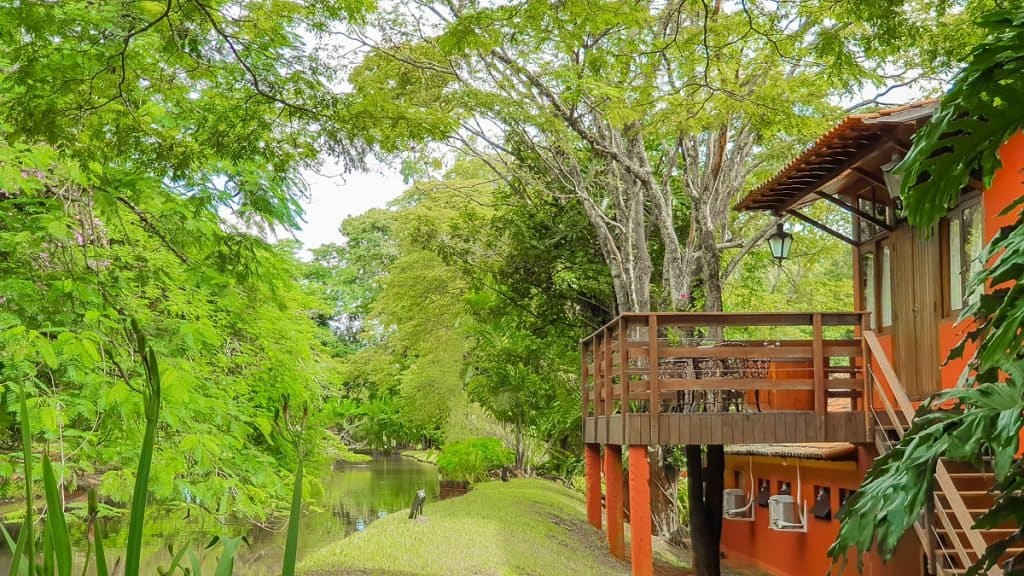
xmin=890 ymin=224 xmax=941 ymax=399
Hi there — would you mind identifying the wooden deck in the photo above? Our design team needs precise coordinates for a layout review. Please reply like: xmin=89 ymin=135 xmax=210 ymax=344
xmin=581 ymin=312 xmax=872 ymax=446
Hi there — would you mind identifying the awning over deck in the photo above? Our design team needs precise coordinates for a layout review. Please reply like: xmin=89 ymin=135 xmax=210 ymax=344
xmin=735 ymin=100 xmax=938 ymax=214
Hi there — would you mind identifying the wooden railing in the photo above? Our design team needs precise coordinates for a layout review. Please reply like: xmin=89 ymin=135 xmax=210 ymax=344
xmin=863 ymin=330 xmax=998 ymax=576
xmin=581 ymin=312 xmax=870 ymax=446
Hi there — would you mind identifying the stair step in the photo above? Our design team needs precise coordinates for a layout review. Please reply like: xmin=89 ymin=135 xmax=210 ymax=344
xmin=947 ymin=472 xmax=997 ymax=491
xmin=935 ymin=528 xmax=1019 ymax=545
xmin=953 ymin=490 xmax=998 ymax=508
xmin=941 ymin=458 xmax=995 ymax=475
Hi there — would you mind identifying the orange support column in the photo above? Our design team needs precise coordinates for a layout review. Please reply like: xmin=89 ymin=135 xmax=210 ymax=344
xmin=585 ymin=444 xmax=603 ymax=530
xmin=628 ymin=445 xmax=653 ymax=576
xmin=604 ymin=445 xmax=625 ymax=559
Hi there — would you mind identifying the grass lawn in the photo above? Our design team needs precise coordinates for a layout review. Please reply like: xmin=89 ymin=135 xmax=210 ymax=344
xmin=300 ymin=478 xmax=683 ymax=576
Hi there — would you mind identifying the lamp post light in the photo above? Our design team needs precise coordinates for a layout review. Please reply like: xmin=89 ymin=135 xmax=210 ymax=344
xmin=880 ymin=154 xmax=905 ymax=215
xmin=767 ymin=222 xmax=793 ymax=262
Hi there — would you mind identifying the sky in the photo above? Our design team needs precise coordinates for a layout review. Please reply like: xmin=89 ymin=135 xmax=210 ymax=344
xmin=291 ymin=161 xmax=406 ymax=251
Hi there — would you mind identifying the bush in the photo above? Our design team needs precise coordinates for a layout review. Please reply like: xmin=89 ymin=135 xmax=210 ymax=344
xmin=436 ymin=437 xmax=514 ymax=483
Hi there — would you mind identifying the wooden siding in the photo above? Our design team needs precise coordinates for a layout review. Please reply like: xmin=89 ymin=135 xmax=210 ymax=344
xmin=583 ymin=412 xmax=867 ymax=445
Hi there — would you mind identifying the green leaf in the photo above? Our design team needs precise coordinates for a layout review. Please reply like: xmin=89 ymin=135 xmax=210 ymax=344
xmin=281 ymin=458 xmax=303 ymax=576
xmin=89 ymin=490 xmax=110 ymax=576
xmin=41 ymin=457 xmax=73 ymax=576
xmin=0 ymin=521 xmax=28 ymax=576
xmin=214 ymin=537 xmax=242 ymax=576
xmin=16 ymin=385 xmax=35 ymax=576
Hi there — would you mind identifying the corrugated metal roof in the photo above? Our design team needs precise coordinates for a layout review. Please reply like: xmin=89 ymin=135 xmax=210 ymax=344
xmin=736 ymin=99 xmax=939 ymax=212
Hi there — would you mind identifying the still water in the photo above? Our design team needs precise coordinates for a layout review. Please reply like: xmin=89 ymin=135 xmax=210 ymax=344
xmin=1 ymin=455 xmax=439 ymax=574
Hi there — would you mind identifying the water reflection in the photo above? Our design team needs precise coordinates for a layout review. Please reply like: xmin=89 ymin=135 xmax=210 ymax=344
xmin=0 ymin=455 xmax=439 ymax=574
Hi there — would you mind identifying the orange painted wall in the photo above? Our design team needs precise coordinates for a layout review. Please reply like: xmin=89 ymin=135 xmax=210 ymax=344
xmin=721 ymin=454 xmax=923 ymax=576
xmin=722 ymin=133 xmax=1024 ymax=576
xmin=935 ymin=131 xmax=1024 ymax=391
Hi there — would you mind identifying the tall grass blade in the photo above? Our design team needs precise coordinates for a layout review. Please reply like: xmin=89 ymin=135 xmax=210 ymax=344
xmin=41 ymin=458 xmax=72 ymax=576
xmin=16 ymin=384 xmax=35 ymax=576
xmin=281 ymin=458 xmax=303 ymax=576
xmin=1 ymin=520 xmax=28 ymax=576
xmin=42 ymin=523 xmax=54 ymax=576
xmin=213 ymin=537 xmax=241 ymax=576
xmin=88 ymin=491 xmax=109 ymax=576
xmin=160 ymin=545 xmax=188 ymax=575
xmin=125 ymin=321 xmax=161 ymax=576
xmin=187 ymin=549 xmax=202 ymax=576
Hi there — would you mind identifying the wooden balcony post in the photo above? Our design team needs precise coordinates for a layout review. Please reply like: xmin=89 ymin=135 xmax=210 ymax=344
xmin=861 ymin=313 xmax=873 ymax=443
xmin=604 ymin=445 xmax=625 ymax=559
xmin=603 ymin=327 xmax=613 ymax=426
xmin=581 ymin=341 xmax=589 ymax=442
xmin=647 ymin=315 xmax=659 ymax=446
xmin=619 ymin=317 xmax=629 ymax=445
xmin=628 ymin=445 xmax=653 ymax=576
xmin=584 ymin=443 xmax=603 ymax=530
xmin=812 ymin=313 xmax=826 ymax=441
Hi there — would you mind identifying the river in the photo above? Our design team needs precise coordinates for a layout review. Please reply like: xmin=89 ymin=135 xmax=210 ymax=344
xmin=0 ymin=455 xmax=439 ymax=574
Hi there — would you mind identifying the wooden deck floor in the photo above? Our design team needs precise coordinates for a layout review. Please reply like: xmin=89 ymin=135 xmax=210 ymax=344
xmin=584 ymin=412 xmax=868 ymax=446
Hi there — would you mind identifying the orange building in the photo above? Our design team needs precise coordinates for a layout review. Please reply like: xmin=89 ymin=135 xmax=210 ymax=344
xmin=580 ymin=101 xmax=1024 ymax=576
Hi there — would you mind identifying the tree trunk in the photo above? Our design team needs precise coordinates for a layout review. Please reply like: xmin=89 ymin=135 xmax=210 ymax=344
xmin=648 ymin=448 xmax=679 ymax=537
xmin=687 ymin=444 xmax=725 ymax=576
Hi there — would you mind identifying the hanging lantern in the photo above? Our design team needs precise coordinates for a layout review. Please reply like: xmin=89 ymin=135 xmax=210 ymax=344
xmin=880 ymin=154 xmax=905 ymax=217
xmin=767 ymin=222 xmax=793 ymax=261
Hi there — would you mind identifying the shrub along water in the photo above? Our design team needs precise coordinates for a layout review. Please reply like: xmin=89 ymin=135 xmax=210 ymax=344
xmin=436 ymin=437 xmax=514 ymax=484
xmin=1 ymin=321 xmax=306 ymax=575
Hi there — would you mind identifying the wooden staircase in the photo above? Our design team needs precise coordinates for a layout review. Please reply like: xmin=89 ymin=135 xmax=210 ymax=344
xmin=863 ymin=331 xmax=1018 ymax=576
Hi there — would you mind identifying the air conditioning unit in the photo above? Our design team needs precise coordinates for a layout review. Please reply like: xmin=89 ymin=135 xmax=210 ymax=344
xmin=723 ymin=488 xmax=754 ymax=521
xmin=723 ymin=489 xmax=746 ymax=513
xmin=768 ymin=495 xmax=798 ymax=529
xmin=723 ymin=489 xmax=748 ymax=518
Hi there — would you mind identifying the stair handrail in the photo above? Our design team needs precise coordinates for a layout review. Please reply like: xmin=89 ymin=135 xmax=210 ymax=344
xmin=863 ymin=330 xmax=916 ymax=427
xmin=862 ymin=330 xmax=996 ymax=573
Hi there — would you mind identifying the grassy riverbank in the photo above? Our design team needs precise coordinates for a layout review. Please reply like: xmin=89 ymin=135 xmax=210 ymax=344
xmin=300 ymin=478 xmax=687 ymax=576
xmin=399 ymin=449 xmax=439 ymax=464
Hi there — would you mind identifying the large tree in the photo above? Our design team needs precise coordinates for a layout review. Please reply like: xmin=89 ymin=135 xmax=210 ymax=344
xmin=339 ymin=1 xmax=969 ymax=571
xmin=0 ymin=0 xmax=372 ymax=520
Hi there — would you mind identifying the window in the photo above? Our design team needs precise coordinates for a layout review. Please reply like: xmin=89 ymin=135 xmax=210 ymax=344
xmin=858 ymin=188 xmax=890 ymax=240
xmin=839 ymin=488 xmax=857 ymax=516
xmin=757 ymin=479 xmax=770 ymax=507
xmin=881 ymin=245 xmax=893 ymax=328
xmin=777 ymin=480 xmax=792 ymax=496
xmin=947 ymin=202 xmax=984 ymax=312
xmin=862 ymin=251 xmax=876 ymax=329
xmin=812 ymin=486 xmax=832 ymax=520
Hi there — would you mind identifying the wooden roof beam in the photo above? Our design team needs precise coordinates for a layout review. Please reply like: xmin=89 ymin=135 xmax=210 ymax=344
xmin=811 ymin=190 xmax=892 ymax=231
xmin=786 ymin=208 xmax=858 ymax=246
xmin=850 ymin=167 xmax=886 ymax=188
xmin=775 ymin=138 xmax=900 ymax=213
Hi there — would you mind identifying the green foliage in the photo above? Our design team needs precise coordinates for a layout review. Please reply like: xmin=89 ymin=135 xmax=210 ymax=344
xmin=831 ymin=6 xmax=1024 ymax=574
xmin=0 ymin=0 xmax=368 ymax=525
xmin=2 ymin=327 xmax=313 ymax=576
xmin=436 ymin=438 xmax=514 ymax=483
xmin=898 ymin=7 xmax=1024 ymax=229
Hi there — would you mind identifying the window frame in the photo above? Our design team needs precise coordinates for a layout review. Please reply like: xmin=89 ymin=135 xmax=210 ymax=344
xmin=879 ymin=240 xmax=894 ymax=331
xmin=857 ymin=235 xmax=894 ymax=334
xmin=941 ymin=192 xmax=984 ymax=319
